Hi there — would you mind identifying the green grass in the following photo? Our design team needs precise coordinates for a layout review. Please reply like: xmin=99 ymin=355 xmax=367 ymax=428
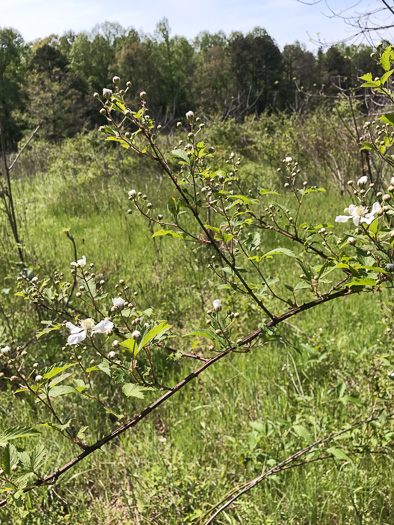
xmin=0 ymin=129 xmax=393 ymax=524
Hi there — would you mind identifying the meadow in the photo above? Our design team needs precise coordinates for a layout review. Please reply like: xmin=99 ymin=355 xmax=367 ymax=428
xmin=0 ymin=103 xmax=393 ymax=525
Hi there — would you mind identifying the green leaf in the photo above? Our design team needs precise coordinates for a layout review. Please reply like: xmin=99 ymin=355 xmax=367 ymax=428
xmin=37 ymin=323 xmax=62 ymax=339
xmin=186 ymin=329 xmax=227 ymax=346
xmin=348 ymin=278 xmax=376 ymax=287
xmin=303 ymin=187 xmax=326 ymax=195
xmin=327 ymin=447 xmax=352 ymax=463
xmin=152 ymin=230 xmax=184 ymax=239
xmin=43 ymin=363 xmax=75 ymax=381
xmin=249 ymin=421 xmax=265 ymax=433
xmin=97 ymin=361 xmax=111 ymax=376
xmin=0 ymin=427 xmax=40 ymax=447
xmin=120 ymin=337 xmax=138 ymax=354
xmin=259 ymin=189 xmax=280 ymax=196
xmin=49 ymin=372 xmax=73 ymax=388
xmin=204 ymin=225 xmax=221 ymax=235
xmin=171 ymin=149 xmax=190 ymax=164
xmin=48 ymin=385 xmax=77 ymax=398
xmin=262 ymin=248 xmax=297 ymax=259
xmin=1 ymin=443 xmax=18 ymax=475
xmin=293 ymin=425 xmax=313 ymax=442
xmin=378 ymin=114 xmax=394 ymax=127
xmin=381 ymin=46 xmax=393 ymax=71
xmin=359 ymin=73 xmax=372 ymax=82
xmin=122 ymin=383 xmax=153 ymax=399
xmin=381 ymin=69 xmax=394 ymax=84
xmin=139 ymin=322 xmax=172 ymax=351
xmin=85 ymin=365 xmax=99 ymax=373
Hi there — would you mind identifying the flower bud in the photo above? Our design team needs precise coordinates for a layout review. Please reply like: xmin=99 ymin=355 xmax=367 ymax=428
xmin=35 ymin=375 xmax=43 ymax=382
xmin=1 ymin=346 xmax=10 ymax=355
xmin=385 ymin=263 xmax=394 ymax=272
xmin=103 ymin=88 xmax=113 ymax=99
xmin=186 ymin=111 xmax=194 ymax=122
xmin=357 ymin=176 xmax=368 ymax=187
xmin=132 ymin=330 xmax=141 ymax=339
xmin=113 ymin=76 xmax=120 ymax=84
xmin=383 ymin=194 xmax=391 ymax=201
xmin=140 ymin=91 xmax=146 ymax=99
xmin=347 ymin=237 xmax=356 ymax=245
xmin=213 ymin=299 xmax=222 ymax=311
xmin=93 ymin=92 xmax=100 ymax=99
xmin=108 ymin=351 xmax=116 ymax=359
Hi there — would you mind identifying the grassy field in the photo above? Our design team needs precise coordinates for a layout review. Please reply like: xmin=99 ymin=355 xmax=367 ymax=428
xmin=0 ymin=122 xmax=393 ymax=524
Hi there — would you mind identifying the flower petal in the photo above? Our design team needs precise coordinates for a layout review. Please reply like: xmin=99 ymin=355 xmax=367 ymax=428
xmin=361 ymin=215 xmax=374 ymax=225
xmin=67 ymin=330 xmax=86 ymax=345
xmin=66 ymin=322 xmax=81 ymax=334
xmin=335 ymin=215 xmax=352 ymax=223
xmin=92 ymin=319 xmax=114 ymax=334
xmin=370 ymin=202 xmax=382 ymax=215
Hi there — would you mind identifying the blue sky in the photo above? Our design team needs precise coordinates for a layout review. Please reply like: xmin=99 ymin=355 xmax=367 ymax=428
xmin=1 ymin=0 xmax=390 ymax=49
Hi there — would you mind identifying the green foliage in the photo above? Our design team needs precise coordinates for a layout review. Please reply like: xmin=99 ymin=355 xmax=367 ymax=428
xmin=1 ymin=42 xmax=394 ymax=525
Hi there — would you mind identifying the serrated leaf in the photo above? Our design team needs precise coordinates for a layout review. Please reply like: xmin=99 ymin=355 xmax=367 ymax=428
xmin=122 ymin=383 xmax=153 ymax=399
xmin=120 ymin=337 xmax=138 ymax=354
xmin=380 ymin=46 xmax=393 ymax=71
xmin=43 ymin=363 xmax=75 ymax=381
xmin=49 ymin=372 xmax=73 ymax=388
xmin=97 ymin=361 xmax=111 ymax=376
xmin=139 ymin=322 xmax=172 ymax=351
xmin=0 ymin=427 xmax=41 ymax=447
xmin=186 ymin=329 xmax=227 ymax=346
xmin=171 ymin=149 xmax=190 ymax=164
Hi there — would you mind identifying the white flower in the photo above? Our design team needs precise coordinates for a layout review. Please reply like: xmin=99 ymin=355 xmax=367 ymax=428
xmin=213 ymin=299 xmax=222 ymax=311
xmin=66 ymin=318 xmax=114 ymax=345
xmin=335 ymin=202 xmax=382 ymax=227
xmin=35 ymin=375 xmax=43 ymax=382
xmin=112 ymin=297 xmax=126 ymax=310
xmin=131 ymin=330 xmax=141 ymax=339
xmin=71 ymin=255 xmax=86 ymax=268
xmin=128 ymin=189 xmax=136 ymax=199
xmin=112 ymin=76 xmax=120 ymax=84
xmin=357 ymin=176 xmax=368 ymax=187
xmin=347 ymin=237 xmax=356 ymax=245
xmin=285 ymin=156 xmax=293 ymax=163
xmin=1 ymin=346 xmax=10 ymax=355
xmin=108 ymin=351 xmax=116 ymax=359
xmin=186 ymin=110 xmax=194 ymax=121
xmin=30 ymin=276 xmax=38 ymax=283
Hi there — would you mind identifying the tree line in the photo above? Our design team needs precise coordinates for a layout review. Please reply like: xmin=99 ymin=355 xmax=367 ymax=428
xmin=0 ymin=18 xmax=383 ymax=148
